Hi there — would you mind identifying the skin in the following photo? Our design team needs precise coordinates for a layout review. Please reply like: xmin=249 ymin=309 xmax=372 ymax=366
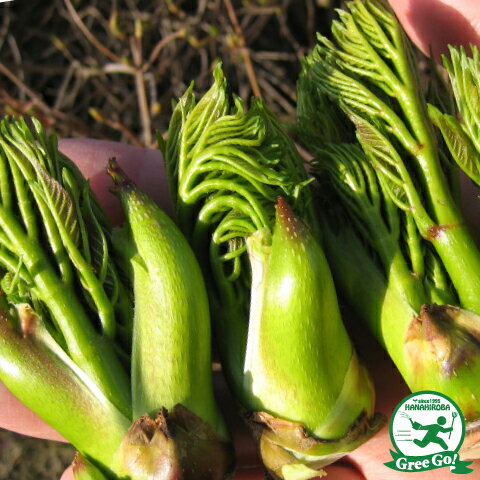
xmin=1 ymin=2 xmax=480 ymax=477
xmin=388 ymin=0 xmax=480 ymax=61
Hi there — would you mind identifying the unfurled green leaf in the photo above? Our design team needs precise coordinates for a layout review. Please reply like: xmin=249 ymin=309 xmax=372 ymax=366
xmin=429 ymin=103 xmax=480 ymax=185
xmin=296 ymin=69 xmax=353 ymax=150
xmin=444 ymin=45 xmax=480 ymax=155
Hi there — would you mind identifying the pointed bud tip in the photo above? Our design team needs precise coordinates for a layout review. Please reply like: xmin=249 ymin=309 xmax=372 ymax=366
xmin=274 ymin=196 xmax=306 ymax=242
xmin=106 ymin=157 xmax=134 ymax=191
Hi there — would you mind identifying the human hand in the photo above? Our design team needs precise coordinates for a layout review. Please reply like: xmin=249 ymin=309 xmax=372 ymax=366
xmin=388 ymin=0 xmax=480 ymax=61
xmin=1 ymin=1 xmax=480 ymax=477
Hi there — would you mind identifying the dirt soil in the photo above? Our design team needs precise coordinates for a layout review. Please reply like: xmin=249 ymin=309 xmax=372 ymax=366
xmin=0 ymin=429 xmax=74 ymax=479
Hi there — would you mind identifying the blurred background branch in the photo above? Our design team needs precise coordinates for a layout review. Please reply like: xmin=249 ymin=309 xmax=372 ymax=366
xmin=0 ymin=0 xmax=339 ymax=147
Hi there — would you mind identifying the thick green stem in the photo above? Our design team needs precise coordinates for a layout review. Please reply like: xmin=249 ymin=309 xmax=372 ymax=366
xmin=109 ymin=160 xmax=228 ymax=439
xmin=72 ymin=454 xmax=110 ymax=480
xmin=321 ymin=222 xmax=415 ymax=380
xmin=210 ymin=296 xmax=248 ymax=401
xmin=0 ymin=205 xmax=131 ymax=417
xmin=0 ymin=314 xmax=130 ymax=470
xmin=429 ymin=224 xmax=480 ymax=315
xmin=387 ymin=249 xmax=426 ymax=314
xmin=322 ymin=220 xmax=480 ymax=423
xmin=394 ymin=67 xmax=459 ymax=227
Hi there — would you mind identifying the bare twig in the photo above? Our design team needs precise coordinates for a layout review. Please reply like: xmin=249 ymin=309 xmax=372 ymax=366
xmin=238 ymin=6 xmax=280 ymax=16
xmin=0 ymin=61 xmax=50 ymax=112
xmin=306 ymin=0 xmax=316 ymax=46
xmin=251 ymin=51 xmax=298 ymax=62
xmin=276 ymin=0 xmax=304 ymax=55
xmin=6 ymin=34 xmax=24 ymax=99
xmin=142 ymin=29 xmax=186 ymax=73
xmin=0 ymin=61 xmax=67 ymax=75
xmin=243 ymin=14 xmax=272 ymax=45
xmin=0 ymin=8 xmax=11 ymax=52
xmin=101 ymin=63 xmax=135 ymax=75
xmin=0 ymin=0 xmax=327 ymax=146
xmin=130 ymin=26 xmax=151 ymax=146
xmin=64 ymin=0 xmax=121 ymax=63
xmin=258 ymin=62 xmax=297 ymax=102
xmin=0 ymin=89 xmax=100 ymax=139
xmin=295 ymin=141 xmax=314 ymax=163
xmin=144 ymin=72 xmax=158 ymax=117
xmin=223 ymin=0 xmax=262 ymax=99
xmin=258 ymin=75 xmax=294 ymax=115
xmin=53 ymin=61 xmax=76 ymax=110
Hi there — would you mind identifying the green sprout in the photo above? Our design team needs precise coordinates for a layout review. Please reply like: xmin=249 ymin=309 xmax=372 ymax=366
xmin=0 ymin=117 xmax=233 ymax=479
xmin=298 ymin=0 xmax=480 ymax=458
xmin=162 ymin=64 xmax=383 ymax=479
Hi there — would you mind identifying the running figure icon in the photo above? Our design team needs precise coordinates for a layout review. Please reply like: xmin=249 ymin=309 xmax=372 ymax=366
xmin=387 ymin=393 xmax=471 ymax=474
xmin=407 ymin=415 xmax=454 ymax=450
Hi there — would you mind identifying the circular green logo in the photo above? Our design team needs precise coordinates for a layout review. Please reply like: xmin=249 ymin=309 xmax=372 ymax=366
xmin=385 ymin=391 xmax=473 ymax=474
xmin=390 ymin=390 xmax=465 ymax=456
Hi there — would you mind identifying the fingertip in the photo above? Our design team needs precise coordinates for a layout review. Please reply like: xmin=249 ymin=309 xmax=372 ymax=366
xmin=0 ymin=382 xmax=66 ymax=442
xmin=60 ymin=465 xmax=74 ymax=480
xmin=388 ymin=0 xmax=480 ymax=61
xmin=58 ymin=139 xmax=171 ymax=225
